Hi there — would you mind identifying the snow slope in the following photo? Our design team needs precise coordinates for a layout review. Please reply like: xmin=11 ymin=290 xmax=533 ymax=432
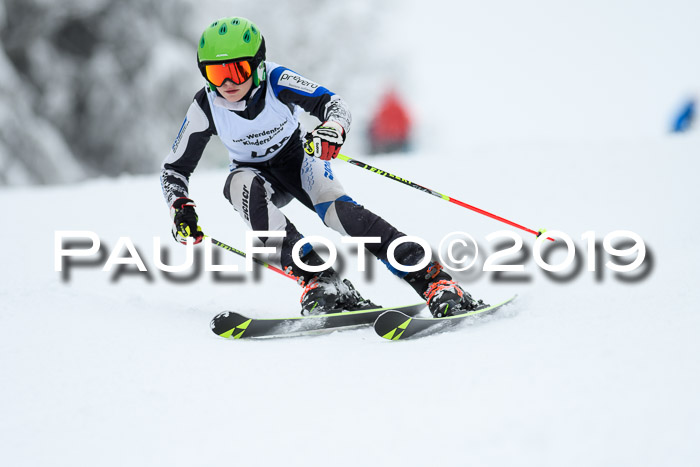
xmin=3 ymin=134 xmax=699 ymax=466
xmin=3 ymin=1 xmax=700 ymax=466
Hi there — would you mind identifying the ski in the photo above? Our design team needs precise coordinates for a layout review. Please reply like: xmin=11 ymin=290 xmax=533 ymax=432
xmin=211 ymin=303 xmax=426 ymax=339
xmin=374 ymin=295 xmax=518 ymax=341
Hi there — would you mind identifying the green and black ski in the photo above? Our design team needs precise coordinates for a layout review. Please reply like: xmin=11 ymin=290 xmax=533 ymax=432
xmin=374 ymin=295 xmax=517 ymax=341
xmin=211 ymin=303 xmax=426 ymax=339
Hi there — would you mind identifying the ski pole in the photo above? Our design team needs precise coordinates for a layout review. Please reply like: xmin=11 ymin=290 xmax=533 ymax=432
xmin=206 ymin=236 xmax=296 ymax=280
xmin=335 ymin=153 xmax=553 ymax=241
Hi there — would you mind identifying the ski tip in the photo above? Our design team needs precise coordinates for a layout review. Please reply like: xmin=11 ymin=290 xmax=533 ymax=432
xmin=210 ymin=311 xmax=227 ymax=330
xmin=210 ymin=310 xmax=251 ymax=339
xmin=210 ymin=311 xmax=229 ymax=337
xmin=501 ymin=294 xmax=518 ymax=306
xmin=373 ymin=310 xmax=412 ymax=341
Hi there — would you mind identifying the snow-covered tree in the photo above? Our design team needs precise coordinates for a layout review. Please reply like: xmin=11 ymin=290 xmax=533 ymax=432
xmin=0 ymin=0 xmax=403 ymax=185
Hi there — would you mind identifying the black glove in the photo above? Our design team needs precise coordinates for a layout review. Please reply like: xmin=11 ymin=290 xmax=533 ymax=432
xmin=170 ymin=197 xmax=203 ymax=244
xmin=303 ymin=121 xmax=345 ymax=160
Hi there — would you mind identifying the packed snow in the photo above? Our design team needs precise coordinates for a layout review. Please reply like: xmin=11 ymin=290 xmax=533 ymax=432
xmin=2 ymin=1 xmax=700 ymax=466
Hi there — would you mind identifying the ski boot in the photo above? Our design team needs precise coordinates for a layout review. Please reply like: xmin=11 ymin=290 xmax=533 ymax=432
xmin=285 ymin=249 xmax=378 ymax=316
xmin=299 ymin=272 xmax=378 ymax=316
xmin=404 ymin=261 xmax=484 ymax=317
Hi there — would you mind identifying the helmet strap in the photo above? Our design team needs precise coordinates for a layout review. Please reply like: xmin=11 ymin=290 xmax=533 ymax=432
xmin=253 ymin=61 xmax=266 ymax=87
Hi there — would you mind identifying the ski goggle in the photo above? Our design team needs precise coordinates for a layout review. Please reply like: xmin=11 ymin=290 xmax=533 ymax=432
xmin=203 ymin=60 xmax=253 ymax=86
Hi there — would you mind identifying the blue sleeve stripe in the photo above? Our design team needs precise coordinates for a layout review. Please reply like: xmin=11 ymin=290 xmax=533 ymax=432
xmin=269 ymin=66 xmax=334 ymax=98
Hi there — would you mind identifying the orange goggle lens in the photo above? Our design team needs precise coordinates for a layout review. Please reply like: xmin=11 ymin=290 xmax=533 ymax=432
xmin=204 ymin=60 xmax=253 ymax=86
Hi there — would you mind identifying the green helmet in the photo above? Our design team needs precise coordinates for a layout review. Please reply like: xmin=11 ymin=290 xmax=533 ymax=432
xmin=197 ymin=17 xmax=267 ymax=89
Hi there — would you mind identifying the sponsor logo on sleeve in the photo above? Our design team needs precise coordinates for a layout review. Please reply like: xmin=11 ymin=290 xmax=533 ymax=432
xmin=278 ymin=70 xmax=321 ymax=94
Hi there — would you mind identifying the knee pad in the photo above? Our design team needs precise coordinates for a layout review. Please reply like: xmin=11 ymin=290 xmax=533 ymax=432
xmin=223 ymin=169 xmax=261 ymax=205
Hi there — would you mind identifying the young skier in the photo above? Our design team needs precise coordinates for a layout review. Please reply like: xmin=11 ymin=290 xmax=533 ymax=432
xmin=161 ymin=16 xmax=482 ymax=317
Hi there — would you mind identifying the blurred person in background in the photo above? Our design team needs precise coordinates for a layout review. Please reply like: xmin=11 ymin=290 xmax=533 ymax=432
xmin=671 ymin=96 xmax=696 ymax=133
xmin=368 ymin=88 xmax=412 ymax=154
xmin=160 ymin=17 xmax=484 ymax=317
